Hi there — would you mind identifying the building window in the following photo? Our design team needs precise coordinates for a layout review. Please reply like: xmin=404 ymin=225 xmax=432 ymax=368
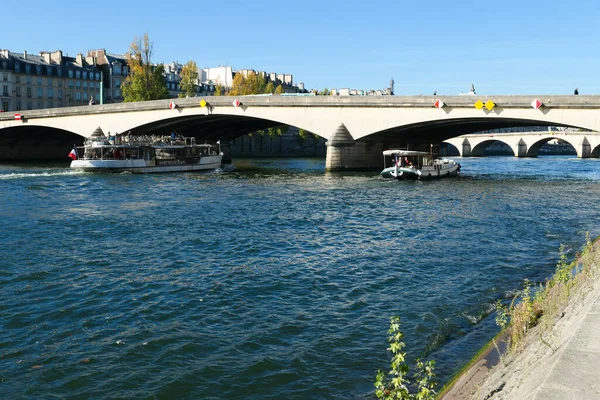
xmin=25 ymin=64 xmax=31 ymax=73
xmin=15 ymin=63 xmax=20 ymax=73
xmin=58 ymin=79 xmax=63 ymax=87
xmin=76 ymin=81 xmax=81 ymax=88
xmin=48 ymin=101 xmax=53 ymax=108
xmin=95 ymin=72 xmax=100 ymax=80
xmin=47 ymin=78 xmax=52 ymax=86
xmin=83 ymin=92 xmax=88 ymax=101
xmin=47 ymin=67 xmax=53 ymax=76
xmin=26 ymin=76 xmax=31 ymax=85
xmin=58 ymin=89 xmax=63 ymax=99
xmin=83 ymin=71 xmax=88 ymax=79
xmin=37 ymin=87 xmax=42 ymax=98
xmin=37 ymin=100 xmax=42 ymax=109
xmin=16 ymin=100 xmax=21 ymax=110
xmin=68 ymin=80 xmax=73 ymax=88
xmin=15 ymin=75 xmax=20 ymax=83
xmin=114 ymin=64 xmax=121 ymax=74
xmin=26 ymin=87 xmax=31 ymax=98
xmin=94 ymin=93 xmax=100 ymax=101
xmin=48 ymin=88 xmax=53 ymax=98
xmin=16 ymin=87 xmax=20 ymax=97
xmin=37 ymin=77 xmax=42 ymax=86
xmin=96 ymin=82 xmax=100 ymax=90
xmin=57 ymin=67 xmax=62 ymax=76
xmin=2 ymin=72 xmax=7 ymax=82
xmin=68 ymin=70 xmax=73 ymax=78
xmin=27 ymin=100 xmax=32 ymax=110
xmin=83 ymin=81 xmax=88 ymax=89
xmin=2 ymin=85 xmax=8 ymax=96
xmin=75 ymin=92 xmax=81 ymax=101
xmin=115 ymin=79 xmax=121 ymax=88
xmin=114 ymin=89 xmax=121 ymax=98
xmin=75 ymin=70 xmax=81 ymax=79
xmin=36 ymin=65 xmax=42 ymax=74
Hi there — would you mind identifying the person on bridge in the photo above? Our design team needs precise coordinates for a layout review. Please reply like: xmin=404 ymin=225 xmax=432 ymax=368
xmin=89 ymin=96 xmax=95 ymax=105
xmin=574 ymin=88 xmax=579 ymax=95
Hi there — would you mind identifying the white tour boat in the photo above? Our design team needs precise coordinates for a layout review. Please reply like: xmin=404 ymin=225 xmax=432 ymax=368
xmin=70 ymin=130 xmax=223 ymax=173
xmin=380 ymin=150 xmax=461 ymax=180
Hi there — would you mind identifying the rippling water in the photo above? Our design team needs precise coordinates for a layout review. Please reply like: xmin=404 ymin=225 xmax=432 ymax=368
xmin=2 ymin=156 xmax=600 ymax=399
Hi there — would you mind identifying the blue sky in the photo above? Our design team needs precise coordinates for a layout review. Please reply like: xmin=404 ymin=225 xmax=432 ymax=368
xmin=6 ymin=0 xmax=600 ymax=95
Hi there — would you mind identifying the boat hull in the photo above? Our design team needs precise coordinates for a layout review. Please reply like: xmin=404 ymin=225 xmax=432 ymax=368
xmin=71 ymin=155 xmax=222 ymax=174
xmin=380 ymin=162 xmax=460 ymax=180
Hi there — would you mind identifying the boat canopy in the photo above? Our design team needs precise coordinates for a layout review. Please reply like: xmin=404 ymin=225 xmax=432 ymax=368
xmin=382 ymin=150 xmax=429 ymax=156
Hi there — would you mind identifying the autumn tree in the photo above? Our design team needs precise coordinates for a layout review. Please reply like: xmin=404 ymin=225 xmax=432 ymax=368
xmin=121 ymin=33 xmax=169 ymax=102
xmin=178 ymin=60 xmax=198 ymax=98
xmin=229 ymin=73 xmax=246 ymax=96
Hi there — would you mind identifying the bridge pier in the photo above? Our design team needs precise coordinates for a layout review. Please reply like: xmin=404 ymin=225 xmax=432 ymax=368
xmin=325 ymin=124 xmax=383 ymax=171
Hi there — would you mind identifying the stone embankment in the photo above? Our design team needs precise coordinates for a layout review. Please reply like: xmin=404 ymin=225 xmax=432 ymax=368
xmin=442 ymin=241 xmax=600 ymax=399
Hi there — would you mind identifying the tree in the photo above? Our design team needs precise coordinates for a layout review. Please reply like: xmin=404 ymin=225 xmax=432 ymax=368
xmin=179 ymin=60 xmax=198 ymax=98
xmin=275 ymin=84 xmax=284 ymax=94
xmin=265 ymin=81 xmax=275 ymax=94
xmin=121 ymin=33 xmax=169 ymax=102
xmin=318 ymin=88 xmax=330 ymax=96
xmin=214 ymin=84 xmax=223 ymax=96
xmin=229 ymin=73 xmax=246 ymax=96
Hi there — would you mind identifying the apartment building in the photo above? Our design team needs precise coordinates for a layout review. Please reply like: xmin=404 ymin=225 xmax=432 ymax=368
xmin=85 ymin=49 xmax=128 ymax=103
xmin=0 ymin=49 xmax=102 ymax=112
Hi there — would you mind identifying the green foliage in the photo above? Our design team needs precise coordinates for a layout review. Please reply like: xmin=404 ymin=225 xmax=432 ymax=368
xmin=179 ymin=60 xmax=198 ymax=98
xmin=275 ymin=84 xmax=284 ymax=94
xmin=554 ymin=244 xmax=571 ymax=285
xmin=495 ymin=300 xmax=510 ymax=330
xmin=265 ymin=81 xmax=275 ymax=94
xmin=121 ymin=33 xmax=169 ymax=102
xmin=374 ymin=317 xmax=436 ymax=400
xmin=318 ymin=88 xmax=330 ymax=95
xmin=494 ymin=234 xmax=599 ymax=354
xmin=214 ymin=84 xmax=223 ymax=96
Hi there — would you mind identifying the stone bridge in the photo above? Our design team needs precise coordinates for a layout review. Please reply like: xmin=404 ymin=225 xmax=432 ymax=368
xmin=1 ymin=95 xmax=600 ymax=169
xmin=444 ymin=130 xmax=600 ymax=158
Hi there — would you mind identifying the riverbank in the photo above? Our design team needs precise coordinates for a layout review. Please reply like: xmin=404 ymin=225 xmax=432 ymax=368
xmin=440 ymin=238 xmax=600 ymax=399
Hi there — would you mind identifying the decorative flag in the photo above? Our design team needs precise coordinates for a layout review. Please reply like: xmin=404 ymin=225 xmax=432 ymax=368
xmin=232 ymin=99 xmax=241 ymax=108
xmin=68 ymin=147 xmax=78 ymax=160
xmin=169 ymin=101 xmax=177 ymax=110
xmin=14 ymin=113 xmax=22 ymax=120
xmin=531 ymin=99 xmax=542 ymax=109
xmin=434 ymin=99 xmax=444 ymax=109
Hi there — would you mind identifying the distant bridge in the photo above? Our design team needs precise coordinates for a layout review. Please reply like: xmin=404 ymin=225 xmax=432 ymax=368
xmin=444 ymin=130 xmax=600 ymax=158
xmin=2 ymin=95 xmax=600 ymax=169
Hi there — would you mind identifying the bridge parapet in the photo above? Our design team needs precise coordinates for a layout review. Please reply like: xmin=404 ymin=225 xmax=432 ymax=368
xmin=4 ymin=95 xmax=600 ymax=123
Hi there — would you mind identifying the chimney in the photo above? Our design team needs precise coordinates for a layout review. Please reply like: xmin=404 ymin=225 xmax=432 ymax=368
xmin=51 ymin=50 xmax=63 ymax=65
xmin=41 ymin=52 xmax=51 ymax=64
xmin=24 ymin=50 xmax=27 ymax=60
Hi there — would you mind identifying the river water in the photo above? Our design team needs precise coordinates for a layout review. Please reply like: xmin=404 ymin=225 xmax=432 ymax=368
xmin=2 ymin=156 xmax=600 ymax=399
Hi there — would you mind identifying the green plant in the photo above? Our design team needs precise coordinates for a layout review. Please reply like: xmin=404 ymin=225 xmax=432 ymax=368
xmin=374 ymin=317 xmax=436 ymax=400
xmin=554 ymin=244 xmax=571 ymax=285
